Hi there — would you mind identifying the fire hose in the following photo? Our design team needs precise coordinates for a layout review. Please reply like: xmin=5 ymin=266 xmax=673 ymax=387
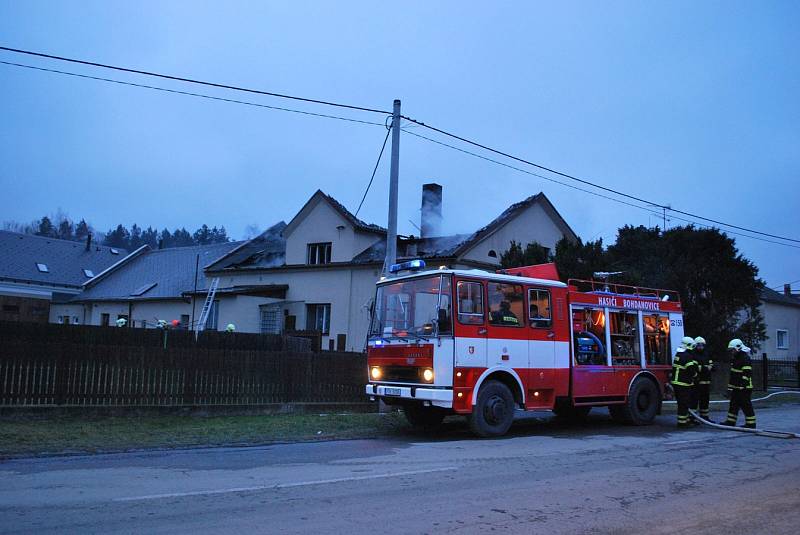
xmin=664 ymin=391 xmax=800 ymax=439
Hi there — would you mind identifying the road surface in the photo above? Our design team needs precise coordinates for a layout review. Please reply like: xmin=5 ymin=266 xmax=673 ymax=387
xmin=2 ymin=404 xmax=799 ymax=534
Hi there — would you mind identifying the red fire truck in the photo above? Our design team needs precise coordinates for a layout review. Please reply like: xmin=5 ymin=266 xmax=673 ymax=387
xmin=365 ymin=261 xmax=684 ymax=437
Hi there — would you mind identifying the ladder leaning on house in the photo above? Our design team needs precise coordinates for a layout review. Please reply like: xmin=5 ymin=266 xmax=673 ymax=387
xmin=195 ymin=277 xmax=220 ymax=337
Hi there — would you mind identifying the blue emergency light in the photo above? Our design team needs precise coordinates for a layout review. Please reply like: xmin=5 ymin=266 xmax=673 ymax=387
xmin=389 ymin=259 xmax=426 ymax=273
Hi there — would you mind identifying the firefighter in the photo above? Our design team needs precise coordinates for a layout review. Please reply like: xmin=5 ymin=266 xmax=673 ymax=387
xmin=693 ymin=336 xmax=713 ymax=422
xmin=723 ymin=339 xmax=756 ymax=428
xmin=671 ymin=336 xmax=698 ymax=428
xmin=491 ymin=300 xmax=520 ymax=326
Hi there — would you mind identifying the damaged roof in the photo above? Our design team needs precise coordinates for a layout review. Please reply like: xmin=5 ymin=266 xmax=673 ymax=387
xmin=205 ymin=222 xmax=287 ymax=272
xmin=352 ymin=234 xmax=473 ymax=264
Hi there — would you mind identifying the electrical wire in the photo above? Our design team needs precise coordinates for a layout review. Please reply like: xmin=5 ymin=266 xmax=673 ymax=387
xmin=2 ymin=45 xmax=797 ymax=246
xmin=401 ymin=128 xmax=800 ymax=250
xmin=0 ymin=61 xmax=385 ymax=127
xmin=0 ymin=46 xmax=390 ymax=115
xmin=401 ymin=116 xmax=800 ymax=245
xmin=771 ymin=279 xmax=800 ymax=290
xmin=355 ymin=125 xmax=392 ymax=217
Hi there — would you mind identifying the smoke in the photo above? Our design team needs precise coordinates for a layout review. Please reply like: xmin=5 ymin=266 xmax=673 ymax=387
xmin=420 ymin=184 xmax=443 ymax=238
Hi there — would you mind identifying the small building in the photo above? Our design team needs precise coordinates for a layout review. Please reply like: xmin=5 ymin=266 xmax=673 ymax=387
xmin=72 ymin=241 xmax=242 ymax=329
xmin=0 ymin=230 xmax=127 ymax=324
xmin=760 ymin=285 xmax=800 ymax=358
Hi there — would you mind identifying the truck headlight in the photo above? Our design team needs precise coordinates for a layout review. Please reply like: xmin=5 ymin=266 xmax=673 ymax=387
xmin=370 ymin=367 xmax=382 ymax=380
xmin=422 ymin=368 xmax=434 ymax=382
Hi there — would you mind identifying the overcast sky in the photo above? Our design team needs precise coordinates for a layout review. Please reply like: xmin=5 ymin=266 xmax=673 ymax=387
xmin=1 ymin=1 xmax=797 ymax=288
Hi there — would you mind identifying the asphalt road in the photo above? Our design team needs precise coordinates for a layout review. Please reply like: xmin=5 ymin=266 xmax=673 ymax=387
xmin=2 ymin=404 xmax=799 ymax=534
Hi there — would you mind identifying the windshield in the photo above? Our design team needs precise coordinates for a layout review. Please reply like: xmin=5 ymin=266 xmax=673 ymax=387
xmin=370 ymin=274 xmax=452 ymax=338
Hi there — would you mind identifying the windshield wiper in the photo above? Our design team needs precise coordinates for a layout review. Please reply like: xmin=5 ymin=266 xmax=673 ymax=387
xmin=405 ymin=331 xmax=430 ymax=343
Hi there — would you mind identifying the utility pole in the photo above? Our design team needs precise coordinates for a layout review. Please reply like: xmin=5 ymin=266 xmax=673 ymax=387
xmin=385 ymin=99 xmax=401 ymax=273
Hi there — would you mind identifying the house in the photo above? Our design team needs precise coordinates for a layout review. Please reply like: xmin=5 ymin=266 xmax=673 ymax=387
xmin=71 ymin=241 xmax=242 ymax=328
xmin=760 ymin=284 xmax=800 ymax=358
xmin=204 ymin=184 xmax=577 ymax=351
xmin=0 ymin=230 xmax=127 ymax=324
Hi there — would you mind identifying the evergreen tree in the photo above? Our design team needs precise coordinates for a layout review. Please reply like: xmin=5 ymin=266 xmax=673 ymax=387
xmin=35 ymin=216 xmax=56 ymax=237
xmin=210 ymin=225 xmax=229 ymax=243
xmin=103 ymin=224 xmax=130 ymax=249
xmin=56 ymin=219 xmax=74 ymax=241
xmin=172 ymin=228 xmax=194 ymax=246
xmin=159 ymin=228 xmax=173 ymax=249
xmin=500 ymin=240 xmax=551 ymax=268
xmin=193 ymin=224 xmax=212 ymax=245
xmin=129 ymin=224 xmax=143 ymax=249
xmin=141 ymin=226 xmax=159 ymax=248
xmin=75 ymin=219 xmax=91 ymax=241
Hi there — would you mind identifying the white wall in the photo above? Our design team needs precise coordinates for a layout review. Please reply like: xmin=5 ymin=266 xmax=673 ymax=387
xmin=284 ymin=199 xmax=359 ymax=265
xmin=49 ymin=304 xmax=86 ymax=324
xmin=761 ymin=301 xmax=800 ymax=358
xmin=461 ymin=201 xmax=567 ymax=265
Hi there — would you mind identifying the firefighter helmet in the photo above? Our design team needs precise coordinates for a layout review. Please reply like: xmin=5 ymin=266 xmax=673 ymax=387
xmin=681 ymin=336 xmax=696 ymax=350
xmin=728 ymin=338 xmax=746 ymax=351
xmin=694 ymin=336 xmax=706 ymax=346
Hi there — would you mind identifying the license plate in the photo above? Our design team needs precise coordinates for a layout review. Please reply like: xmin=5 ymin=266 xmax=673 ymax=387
xmin=384 ymin=387 xmax=402 ymax=396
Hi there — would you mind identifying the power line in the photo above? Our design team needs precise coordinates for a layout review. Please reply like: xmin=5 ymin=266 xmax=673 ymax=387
xmin=402 ymin=128 xmax=800 ymax=250
xmin=0 ymin=61 xmax=384 ymax=127
xmin=0 ymin=45 xmax=390 ymax=115
xmin=771 ymin=279 xmax=800 ymax=290
xmin=355 ymin=125 xmax=392 ymax=217
xmin=2 ymin=45 xmax=797 ymax=245
xmin=401 ymin=117 xmax=800 ymax=245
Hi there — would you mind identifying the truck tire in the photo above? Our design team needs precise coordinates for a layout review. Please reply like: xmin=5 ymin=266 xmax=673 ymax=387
xmin=611 ymin=378 xmax=659 ymax=425
xmin=404 ymin=404 xmax=445 ymax=430
xmin=552 ymin=399 xmax=591 ymax=421
xmin=469 ymin=380 xmax=515 ymax=437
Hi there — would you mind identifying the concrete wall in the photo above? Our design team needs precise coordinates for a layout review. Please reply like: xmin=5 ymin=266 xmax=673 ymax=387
xmin=761 ymin=301 xmax=800 ymax=358
xmin=461 ymin=201 xmax=567 ymax=265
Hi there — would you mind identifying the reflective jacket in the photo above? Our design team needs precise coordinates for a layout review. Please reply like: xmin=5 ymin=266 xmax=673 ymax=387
xmin=695 ymin=348 xmax=713 ymax=385
xmin=728 ymin=352 xmax=753 ymax=390
xmin=671 ymin=350 xmax=698 ymax=387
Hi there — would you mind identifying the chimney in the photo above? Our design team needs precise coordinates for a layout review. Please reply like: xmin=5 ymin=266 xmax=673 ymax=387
xmin=85 ymin=232 xmax=92 ymax=251
xmin=785 ymin=284 xmax=792 ymax=297
xmin=158 ymin=239 xmax=164 ymax=250
xmin=420 ymin=183 xmax=443 ymax=238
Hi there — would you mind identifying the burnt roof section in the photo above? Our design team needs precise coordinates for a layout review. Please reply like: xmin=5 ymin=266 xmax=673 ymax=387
xmin=0 ymin=230 xmax=129 ymax=289
xmin=452 ymin=192 xmax=577 ymax=257
xmin=352 ymin=234 xmax=472 ymax=264
xmin=319 ymin=190 xmax=387 ymax=234
xmin=75 ymin=241 xmax=241 ymax=302
xmin=205 ymin=222 xmax=287 ymax=272
xmin=761 ymin=287 xmax=800 ymax=308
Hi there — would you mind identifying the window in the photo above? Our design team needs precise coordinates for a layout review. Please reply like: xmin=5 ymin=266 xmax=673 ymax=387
xmin=110 ymin=248 xmax=120 ymax=255
xmin=371 ymin=275 xmax=452 ymax=337
xmin=487 ymin=283 xmax=523 ymax=327
xmin=307 ymin=304 xmax=331 ymax=334
xmin=260 ymin=305 xmax=282 ymax=334
xmin=528 ymin=288 xmax=552 ymax=328
xmin=573 ymin=308 xmax=607 ymax=365
xmin=457 ymin=281 xmax=484 ymax=325
xmin=180 ymin=314 xmax=190 ymax=329
xmin=36 ymin=263 xmax=49 ymax=273
xmin=609 ymin=310 xmax=640 ymax=365
xmin=207 ymin=301 xmax=220 ymax=330
xmin=101 ymin=313 xmax=110 ymax=326
xmin=307 ymin=242 xmax=332 ymax=265
xmin=643 ymin=314 xmax=671 ymax=365
xmin=777 ymin=329 xmax=789 ymax=350
xmin=83 ymin=269 xmax=95 ymax=278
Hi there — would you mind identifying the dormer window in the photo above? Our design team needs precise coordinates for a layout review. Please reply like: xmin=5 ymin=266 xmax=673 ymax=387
xmin=307 ymin=242 xmax=332 ymax=265
xmin=110 ymin=248 xmax=120 ymax=255
xmin=36 ymin=263 xmax=49 ymax=273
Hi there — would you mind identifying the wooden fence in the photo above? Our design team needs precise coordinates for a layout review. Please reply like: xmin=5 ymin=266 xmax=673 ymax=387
xmin=0 ymin=322 xmax=366 ymax=407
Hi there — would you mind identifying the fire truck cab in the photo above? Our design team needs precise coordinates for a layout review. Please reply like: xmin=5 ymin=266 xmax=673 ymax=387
xmin=365 ymin=261 xmax=684 ymax=437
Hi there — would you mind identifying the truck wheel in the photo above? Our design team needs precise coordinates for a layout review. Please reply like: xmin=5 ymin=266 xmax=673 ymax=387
xmin=469 ymin=380 xmax=515 ymax=437
xmin=404 ymin=404 xmax=445 ymax=430
xmin=612 ymin=378 xmax=659 ymax=425
xmin=552 ymin=399 xmax=591 ymax=421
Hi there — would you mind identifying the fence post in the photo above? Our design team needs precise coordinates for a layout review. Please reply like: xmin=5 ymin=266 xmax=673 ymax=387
xmin=762 ymin=353 xmax=768 ymax=392
xmin=796 ymin=356 xmax=800 ymax=390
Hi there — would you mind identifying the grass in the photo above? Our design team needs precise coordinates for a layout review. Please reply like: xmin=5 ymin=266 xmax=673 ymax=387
xmin=0 ymin=411 xmax=410 ymax=458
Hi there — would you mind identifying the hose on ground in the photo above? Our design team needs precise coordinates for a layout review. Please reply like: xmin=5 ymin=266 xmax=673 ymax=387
xmin=664 ymin=389 xmax=800 ymax=404
xmin=687 ymin=408 xmax=799 ymax=439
